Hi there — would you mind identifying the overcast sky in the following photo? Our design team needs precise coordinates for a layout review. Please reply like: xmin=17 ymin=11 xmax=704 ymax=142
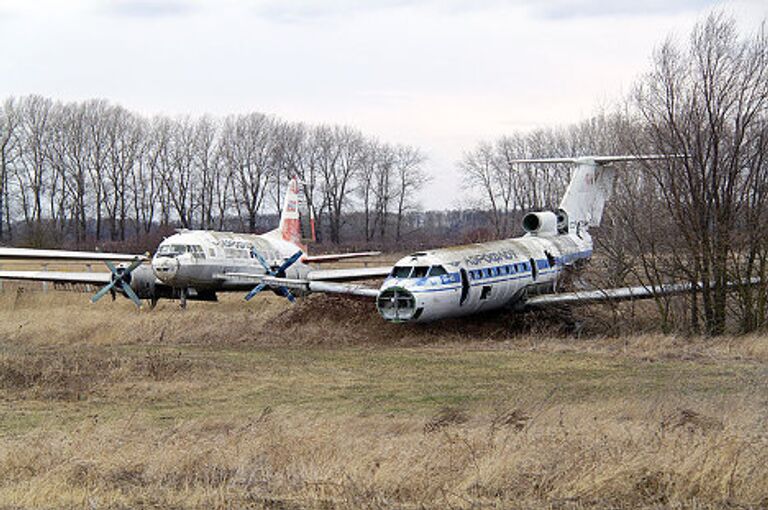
xmin=0 ymin=0 xmax=766 ymax=209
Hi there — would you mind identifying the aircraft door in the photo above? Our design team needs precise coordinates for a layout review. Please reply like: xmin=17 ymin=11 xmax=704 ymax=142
xmin=460 ymin=268 xmax=470 ymax=305
xmin=530 ymin=258 xmax=538 ymax=281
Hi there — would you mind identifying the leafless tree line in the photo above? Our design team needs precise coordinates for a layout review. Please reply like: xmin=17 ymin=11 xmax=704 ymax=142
xmin=462 ymin=13 xmax=768 ymax=334
xmin=0 ymin=97 xmax=427 ymax=246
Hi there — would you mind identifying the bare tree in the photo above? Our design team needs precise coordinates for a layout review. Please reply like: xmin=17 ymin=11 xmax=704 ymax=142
xmin=0 ymin=98 xmax=20 ymax=240
xmin=393 ymin=145 xmax=427 ymax=241
xmin=630 ymin=13 xmax=768 ymax=334
xmin=316 ymin=126 xmax=363 ymax=244
xmin=220 ymin=113 xmax=274 ymax=232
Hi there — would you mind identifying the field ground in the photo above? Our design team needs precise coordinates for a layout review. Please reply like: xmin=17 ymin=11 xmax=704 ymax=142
xmin=0 ymin=288 xmax=767 ymax=509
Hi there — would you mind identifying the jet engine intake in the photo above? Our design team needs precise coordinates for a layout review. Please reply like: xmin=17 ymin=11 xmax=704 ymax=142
xmin=522 ymin=211 xmax=559 ymax=236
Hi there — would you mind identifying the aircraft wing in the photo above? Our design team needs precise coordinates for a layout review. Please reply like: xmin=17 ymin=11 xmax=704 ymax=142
xmin=302 ymin=251 xmax=382 ymax=263
xmin=226 ymin=266 xmax=391 ymax=283
xmin=0 ymin=270 xmax=112 ymax=285
xmin=525 ymin=277 xmax=761 ymax=308
xmin=225 ymin=273 xmax=381 ymax=299
xmin=0 ymin=247 xmax=148 ymax=262
xmin=306 ymin=266 xmax=392 ymax=282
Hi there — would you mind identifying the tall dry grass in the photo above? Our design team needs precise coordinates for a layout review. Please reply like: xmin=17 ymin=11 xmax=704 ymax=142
xmin=1 ymin=402 xmax=766 ymax=509
xmin=0 ymin=288 xmax=767 ymax=508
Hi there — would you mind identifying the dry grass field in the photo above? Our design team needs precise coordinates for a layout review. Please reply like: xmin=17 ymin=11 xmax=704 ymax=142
xmin=0 ymin=285 xmax=767 ymax=509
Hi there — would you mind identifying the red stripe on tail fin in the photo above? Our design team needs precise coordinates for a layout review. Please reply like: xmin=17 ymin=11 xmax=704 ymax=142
xmin=279 ymin=177 xmax=315 ymax=250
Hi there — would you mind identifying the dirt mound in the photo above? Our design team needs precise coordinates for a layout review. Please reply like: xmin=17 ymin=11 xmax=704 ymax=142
xmin=271 ymin=294 xmax=575 ymax=347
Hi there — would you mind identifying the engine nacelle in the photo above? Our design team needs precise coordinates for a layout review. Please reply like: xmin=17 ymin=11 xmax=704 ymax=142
xmin=522 ymin=211 xmax=559 ymax=236
xmin=123 ymin=265 xmax=158 ymax=299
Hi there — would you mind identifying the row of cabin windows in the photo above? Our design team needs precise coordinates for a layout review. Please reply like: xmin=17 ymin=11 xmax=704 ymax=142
xmin=158 ymin=244 xmax=277 ymax=261
xmin=470 ymin=262 xmax=532 ymax=281
xmin=390 ymin=265 xmax=449 ymax=279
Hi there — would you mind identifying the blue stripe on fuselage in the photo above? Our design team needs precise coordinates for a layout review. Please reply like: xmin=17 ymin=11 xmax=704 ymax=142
xmin=385 ymin=248 xmax=592 ymax=295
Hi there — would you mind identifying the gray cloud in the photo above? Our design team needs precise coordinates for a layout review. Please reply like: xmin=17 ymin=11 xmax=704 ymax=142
xmin=250 ymin=0 xmax=423 ymax=23
xmin=249 ymin=0 xmax=722 ymax=23
xmin=528 ymin=0 xmax=720 ymax=20
xmin=106 ymin=0 xmax=196 ymax=18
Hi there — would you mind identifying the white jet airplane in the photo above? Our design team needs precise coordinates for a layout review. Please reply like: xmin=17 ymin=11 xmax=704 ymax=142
xmin=241 ymin=155 xmax=758 ymax=323
xmin=0 ymin=179 xmax=389 ymax=308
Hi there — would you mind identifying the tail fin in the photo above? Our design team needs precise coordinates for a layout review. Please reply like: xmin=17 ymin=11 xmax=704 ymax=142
xmin=559 ymin=159 xmax=615 ymax=231
xmin=509 ymin=155 xmax=676 ymax=233
xmin=278 ymin=177 xmax=315 ymax=249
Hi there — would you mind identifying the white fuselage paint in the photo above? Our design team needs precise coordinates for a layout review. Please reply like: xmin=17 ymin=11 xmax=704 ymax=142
xmin=151 ymin=229 xmax=308 ymax=292
xmin=376 ymin=232 xmax=592 ymax=323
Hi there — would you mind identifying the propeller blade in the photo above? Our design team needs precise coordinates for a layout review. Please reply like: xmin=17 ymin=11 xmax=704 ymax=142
xmin=245 ymin=282 xmax=267 ymax=301
xmin=276 ymin=286 xmax=297 ymax=303
xmin=121 ymin=282 xmax=143 ymax=308
xmin=251 ymin=249 xmax=272 ymax=273
xmin=91 ymin=279 xmax=119 ymax=303
xmin=276 ymin=250 xmax=304 ymax=275
xmin=245 ymin=250 xmax=303 ymax=304
xmin=126 ymin=257 xmax=144 ymax=272
xmin=93 ymin=258 xmax=143 ymax=305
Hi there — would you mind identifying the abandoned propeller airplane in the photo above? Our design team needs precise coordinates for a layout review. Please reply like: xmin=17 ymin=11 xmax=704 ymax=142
xmin=0 ymin=178 xmax=388 ymax=309
xmin=1 ymin=156 xmax=758 ymax=322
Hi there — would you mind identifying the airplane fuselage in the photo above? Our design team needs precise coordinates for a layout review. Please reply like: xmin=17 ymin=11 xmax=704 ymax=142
xmin=376 ymin=231 xmax=592 ymax=322
xmin=150 ymin=229 xmax=308 ymax=295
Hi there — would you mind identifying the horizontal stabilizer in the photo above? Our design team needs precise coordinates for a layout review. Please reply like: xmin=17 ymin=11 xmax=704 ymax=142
xmin=0 ymin=247 xmax=148 ymax=262
xmin=302 ymin=251 xmax=382 ymax=263
xmin=525 ymin=277 xmax=761 ymax=308
xmin=508 ymin=155 xmax=681 ymax=166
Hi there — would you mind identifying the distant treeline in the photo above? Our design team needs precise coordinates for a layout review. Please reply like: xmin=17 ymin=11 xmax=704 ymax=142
xmin=0 ymin=97 xmax=428 ymax=247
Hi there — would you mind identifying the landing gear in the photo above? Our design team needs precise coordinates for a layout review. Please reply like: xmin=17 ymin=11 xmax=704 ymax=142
xmin=179 ymin=288 xmax=187 ymax=310
xmin=148 ymin=296 xmax=159 ymax=310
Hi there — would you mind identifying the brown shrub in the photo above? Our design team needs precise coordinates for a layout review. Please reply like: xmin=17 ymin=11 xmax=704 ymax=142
xmin=424 ymin=407 xmax=469 ymax=433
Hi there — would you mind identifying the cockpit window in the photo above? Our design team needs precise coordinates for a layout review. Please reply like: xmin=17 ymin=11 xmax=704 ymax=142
xmin=157 ymin=244 xmax=207 ymax=258
xmin=391 ymin=266 xmax=412 ymax=278
xmin=411 ymin=266 xmax=429 ymax=278
xmin=428 ymin=265 xmax=448 ymax=277
xmin=157 ymin=244 xmax=187 ymax=257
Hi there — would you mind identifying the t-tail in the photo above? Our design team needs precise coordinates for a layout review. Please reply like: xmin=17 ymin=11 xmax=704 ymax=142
xmin=510 ymin=155 xmax=676 ymax=235
xmin=276 ymin=177 xmax=315 ymax=251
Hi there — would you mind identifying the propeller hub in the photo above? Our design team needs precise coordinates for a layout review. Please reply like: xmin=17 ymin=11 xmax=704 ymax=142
xmin=112 ymin=265 xmax=132 ymax=286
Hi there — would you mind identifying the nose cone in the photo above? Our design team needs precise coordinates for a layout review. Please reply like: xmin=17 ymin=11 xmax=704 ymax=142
xmin=152 ymin=257 xmax=179 ymax=283
xmin=377 ymin=287 xmax=418 ymax=322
